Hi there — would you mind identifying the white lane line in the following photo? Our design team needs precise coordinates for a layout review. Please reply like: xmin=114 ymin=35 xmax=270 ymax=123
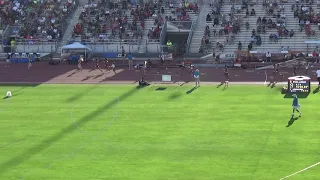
xmin=280 ymin=161 xmax=320 ymax=180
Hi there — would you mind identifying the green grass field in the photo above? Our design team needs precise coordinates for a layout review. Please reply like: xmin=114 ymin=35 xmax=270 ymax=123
xmin=0 ymin=84 xmax=319 ymax=180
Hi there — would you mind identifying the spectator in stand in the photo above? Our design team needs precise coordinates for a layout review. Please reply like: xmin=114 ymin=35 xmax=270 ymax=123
xmin=248 ymin=42 xmax=252 ymax=51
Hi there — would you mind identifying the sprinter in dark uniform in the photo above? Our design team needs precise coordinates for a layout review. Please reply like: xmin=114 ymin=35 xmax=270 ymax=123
xmin=104 ymin=58 xmax=109 ymax=71
xmin=224 ymin=65 xmax=229 ymax=87
xmin=273 ymin=64 xmax=278 ymax=76
xmin=94 ymin=59 xmax=103 ymax=73
xmin=293 ymin=66 xmax=297 ymax=76
xmin=28 ymin=59 xmax=32 ymax=70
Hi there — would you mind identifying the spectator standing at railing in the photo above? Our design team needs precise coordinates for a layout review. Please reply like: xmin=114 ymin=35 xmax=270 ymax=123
xmin=5 ymin=54 xmax=10 ymax=68
xmin=10 ymin=39 xmax=15 ymax=50
xmin=266 ymin=52 xmax=271 ymax=62
xmin=121 ymin=46 xmax=125 ymax=57
xmin=127 ymin=52 xmax=133 ymax=70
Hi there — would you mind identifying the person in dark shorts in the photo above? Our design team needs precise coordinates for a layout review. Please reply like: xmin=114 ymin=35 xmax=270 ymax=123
xmin=273 ymin=64 xmax=278 ymax=76
xmin=147 ymin=59 xmax=152 ymax=68
xmin=305 ymin=62 xmax=309 ymax=75
xmin=139 ymin=77 xmax=149 ymax=87
xmin=28 ymin=58 xmax=32 ymax=70
xmin=78 ymin=56 xmax=83 ymax=71
xmin=121 ymin=46 xmax=125 ymax=57
xmin=182 ymin=60 xmax=186 ymax=69
xmin=293 ymin=66 xmax=297 ymax=76
xmin=5 ymin=53 xmax=10 ymax=67
xmin=94 ymin=59 xmax=103 ymax=73
xmin=271 ymin=64 xmax=280 ymax=82
xmin=160 ymin=55 xmax=165 ymax=66
xmin=104 ymin=58 xmax=109 ymax=70
xmin=224 ymin=65 xmax=229 ymax=87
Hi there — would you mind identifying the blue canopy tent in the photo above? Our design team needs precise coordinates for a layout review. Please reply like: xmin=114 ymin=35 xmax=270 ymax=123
xmin=61 ymin=42 xmax=92 ymax=62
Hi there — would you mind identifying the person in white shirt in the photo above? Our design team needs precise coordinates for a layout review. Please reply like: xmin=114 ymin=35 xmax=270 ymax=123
xmin=111 ymin=61 xmax=116 ymax=74
xmin=316 ymin=69 xmax=320 ymax=87
xmin=6 ymin=91 xmax=12 ymax=98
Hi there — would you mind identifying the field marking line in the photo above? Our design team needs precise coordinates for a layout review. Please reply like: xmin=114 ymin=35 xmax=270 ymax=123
xmin=70 ymin=104 xmax=89 ymax=135
xmin=0 ymin=137 xmax=28 ymax=149
xmin=264 ymin=70 xmax=267 ymax=85
xmin=45 ymin=97 xmax=120 ymax=169
xmin=280 ymin=161 xmax=320 ymax=180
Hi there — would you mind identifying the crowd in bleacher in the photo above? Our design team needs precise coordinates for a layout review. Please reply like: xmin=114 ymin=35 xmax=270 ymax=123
xmin=71 ymin=0 xmax=199 ymax=44
xmin=200 ymin=0 xmax=320 ymax=54
xmin=148 ymin=0 xmax=199 ymax=41
xmin=200 ymin=0 xmax=242 ymax=53
xmin=0 ymin=0 xmax=77 ymax=44
xmin=73 ymin=0 xmax=148 ymax=43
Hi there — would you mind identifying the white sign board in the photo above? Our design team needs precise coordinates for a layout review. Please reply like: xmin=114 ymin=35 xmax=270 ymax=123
xmin=162 ymin=75 xmax=172 ymax=82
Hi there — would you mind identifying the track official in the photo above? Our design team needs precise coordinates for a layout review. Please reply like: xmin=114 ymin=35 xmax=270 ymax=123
xmin=194 ymin=69 xmax=200 ymax=87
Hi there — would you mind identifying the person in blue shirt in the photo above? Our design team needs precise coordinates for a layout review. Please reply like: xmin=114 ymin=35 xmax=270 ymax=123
xmin=292 ymin=94 xmax=302 ymax=117
xmin=194 ymin=69 xmax=200 ymax=87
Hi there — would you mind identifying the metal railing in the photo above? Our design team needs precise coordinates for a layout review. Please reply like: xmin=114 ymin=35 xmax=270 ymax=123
xmin=159 ymin=21 xmax=168 ymax=49
xmin=14 ymin=42 xmax=57 ymax=53
xmin=79 ymin=38 xmax=140 ymax=45
xmin=186 ymin=21 xmax=196 ymax=53
xmin=167 ymin=21 xmax=194 ymax=31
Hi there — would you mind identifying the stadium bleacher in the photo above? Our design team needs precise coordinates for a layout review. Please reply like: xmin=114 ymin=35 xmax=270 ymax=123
xmin=69 ymin=0 xmax=199 ymax=53
xmin=197 ymin=0 xmax=320 ymax=55
xmin=2 ymin=0 xmax=320 ymax=62
xmin=0 ymin=0 xmax=77 ymax=44
xmin=72 ymin=0 xmax=146 ymax=43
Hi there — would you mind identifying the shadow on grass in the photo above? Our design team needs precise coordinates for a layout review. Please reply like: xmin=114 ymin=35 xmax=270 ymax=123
xmin=217 ymin=82 xmax=224 ymax=88
xmin=313 ymin=87 xmax=320 ymax=94
xmin=186 ymin=86 xmax=199 ymax=94
xmin=266 ymin=82 xmax=277 ymax=88
xmin=222 ymin=85 xmax=228 ymax=91
xmin=0 ymin=86 xmax=146 ymax=175
xmin=283 ymin=93 xmax=309 ymax=98
xmin=286 ymin=116 xmax=299 ymax=127
xmin=136 ymin=85 xmax=149 ymax=89
xmin=155 ymin=87 xmax=167 ymax=91
xmin=66 ymin=85 xmax=100 ymax=102
xmin=168 ymin=91 xmax=182 ymax=100
xmin=2 ymin=96 xmax=9 ymax=99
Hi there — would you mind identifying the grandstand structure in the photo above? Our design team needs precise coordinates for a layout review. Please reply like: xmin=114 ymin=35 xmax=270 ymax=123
xmin=0 ymin=0 xmax=320 ymax=62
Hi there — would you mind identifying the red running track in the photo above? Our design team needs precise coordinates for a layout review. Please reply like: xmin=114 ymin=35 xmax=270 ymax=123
xmin=0 ymin=62 xmax=319 ymax=84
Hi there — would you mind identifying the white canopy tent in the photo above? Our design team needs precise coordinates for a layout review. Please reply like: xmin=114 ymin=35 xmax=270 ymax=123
xmin=61 ymin=42 xmax=92 ymax=61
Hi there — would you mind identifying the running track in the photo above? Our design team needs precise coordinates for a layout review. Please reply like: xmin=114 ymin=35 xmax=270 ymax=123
xmin=0 ymin=62 xmax=319 ymax=84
